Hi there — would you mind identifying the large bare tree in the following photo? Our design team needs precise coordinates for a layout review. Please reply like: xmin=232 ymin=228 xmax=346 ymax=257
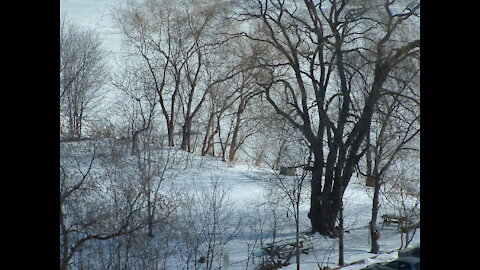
xmin=236 ymin=0 xmax=420 ymax=236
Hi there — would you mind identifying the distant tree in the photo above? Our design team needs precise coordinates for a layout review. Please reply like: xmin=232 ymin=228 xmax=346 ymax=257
xmin=201 ymin=37 xmax=266 ymax=162
xmin=110 ymin=56 xmax=160 ymax=154
xmin=60 ymin=18 xmax=108 ymax=140
xmin=113 ymin=0 xmax=236 ymax=150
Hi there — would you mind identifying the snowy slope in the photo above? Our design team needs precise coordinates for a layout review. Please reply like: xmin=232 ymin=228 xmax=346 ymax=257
xmin=59 ymin=1 xmax=420 ymax=268
xmin=176 ymin=153 xmax=420 ymax=270
xmin=61 ymin=139 xmax=419 ymax=270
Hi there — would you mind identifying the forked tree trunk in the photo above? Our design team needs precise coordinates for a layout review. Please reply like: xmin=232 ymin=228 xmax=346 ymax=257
xmin=316 ymin=192 xmax=342 ymax=237
xmin=308 ymin=161 xmax=342 ymax=237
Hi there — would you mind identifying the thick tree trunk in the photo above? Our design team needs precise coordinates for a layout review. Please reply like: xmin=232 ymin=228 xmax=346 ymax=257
xmin=308 ymin=159 xmax=323 ymax=234
xmin=317 ymin=191 xmax=342 ymax=237
xmin=181 ymin=119 xmax=192 ymax=152
xmin=308 ymin=154 xmax=346 ymax=237
xmin=308 ymin=159 xmax=342 ymax=237
xmin=166 ymin=120 xmax=174 ymax=147
xmin=309 ymin=196 xmax=342 ymax=237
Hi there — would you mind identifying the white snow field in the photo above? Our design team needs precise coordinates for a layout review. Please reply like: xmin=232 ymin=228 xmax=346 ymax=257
xmin=61 ymin=139 xmax=419 ymax=270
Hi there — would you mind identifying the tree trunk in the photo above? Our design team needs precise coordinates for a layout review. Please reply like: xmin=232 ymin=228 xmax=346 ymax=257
xmin=295 ymin=201 xmax=300 ymax=270
xmin=338 ymin=204 xmax=344 ymax=266
xmin=201 ymin=112 xmax=214 ymax=156
xmin=181 ymin=118 xmax=192 ymax=152
xmin=365 ymin=132 xmax=375 ymax=187
xmin=308 ymin=159 xmax=323 ymax=234
xmin=369 ymin=175 xmax=381 ymax=253
xmin=308 ymin=159 xmax=342 ymax=237
xmin=318 ymin=191 xmax=342 ymax=237
xmin=147 ymin=200 xmax=154 ymax=237
xmin=309 ymin=190 xmax=343 ymax=237
xmin=166 ymin=119 xmax=174 ymax=147
xmin=131 ymin=132 xmax=139 ymax=156
xmin=228 ymin=107 xmax=242 ymax=162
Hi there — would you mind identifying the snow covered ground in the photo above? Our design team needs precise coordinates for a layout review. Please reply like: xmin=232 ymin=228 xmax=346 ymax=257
xmin=208 ymin=163 xmax=420 ymax=270
xmin=61 ymin=139 xmax=419 ymax=270
xmin=163 ymin=148 xmax=420 ymax=270
xmin=59 ymin=1 xmax=420 ymax=269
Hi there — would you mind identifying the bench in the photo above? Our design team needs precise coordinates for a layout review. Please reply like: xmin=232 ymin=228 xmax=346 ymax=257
xmin=381 ymin=214 xmax=412 ymax=230
xmin=260 ymin=236 xmax=313 ymax=265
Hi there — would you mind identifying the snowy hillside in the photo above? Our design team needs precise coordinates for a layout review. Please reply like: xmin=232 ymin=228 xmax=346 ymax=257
xmin=61 ymin=139 xmax=419 ymax=270
xmin=59 ymin=1 xmax=420 ymax=269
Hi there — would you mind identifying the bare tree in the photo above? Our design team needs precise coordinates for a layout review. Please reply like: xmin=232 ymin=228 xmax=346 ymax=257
xmin=172 ymin=177 xmax=241 ymax=270
xmin=60 ymin=135 xmax=190 ymax=270
xmin=355 ymin=55 xmax=420 ymax=253
xmin=274 ymin=170 xmax=309 ymax=270
xmin=60 ymin=141 xmax=147 ymax=270
xmin=60 ymin=18 xmax=108 ymax=140
xmin=235 ymin=0 xmax=420 ymax=237
xmin=382 ymin=156 xmax=420 ymax=250
xmin=131 ymin=130 xmax=183 ymax=238
xmin=110 ymin=56 xmax=160 ymax=155
xmin=113 ymin=0 xmax=183 ymax=146
xmin=113 ymin=0 xmax=237 ymax=151
xmin=176 ymin=0 xmax=233 ymax=153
